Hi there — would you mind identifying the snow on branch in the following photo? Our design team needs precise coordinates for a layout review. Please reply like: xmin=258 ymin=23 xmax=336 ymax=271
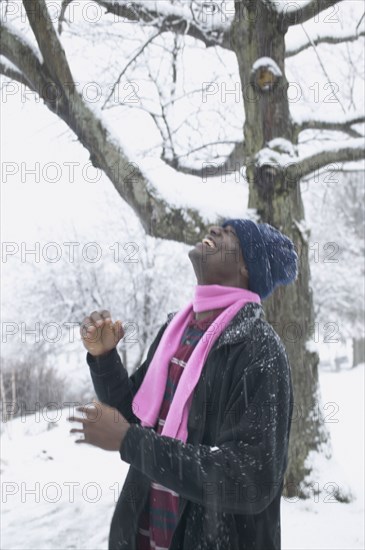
xmin=93 ymin=0 xmax=232 ymax=49
xmin=254 ymin=137 xmax=364 ymax=183
xmin=286 ymin=139 xmax=365 ymax=179
xmin=0 ymin=56 xmax=34 ymax=89
xmin=1 ymin=10 xmax=210 ymax=244
xmin=271 ymin=0 xmax=344 ymax=27
xmin=0 ymin=21 xmax=51 ymax=95
xmin=298 ymin=115 xmax=365 ymax=138
xmin=286 ymin=28 xmax=365 ymax=57
xmin=256 ymin=138 xmax=298 ymax=168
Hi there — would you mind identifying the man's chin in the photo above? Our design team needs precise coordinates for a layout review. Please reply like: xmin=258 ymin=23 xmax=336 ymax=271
xmin=188 ymin=243 xmax=208 ymax=269
xmin=189 ymin=242 xmax=221 ymax=261
xmin=188 ymin=242 xmax=203 ymax=255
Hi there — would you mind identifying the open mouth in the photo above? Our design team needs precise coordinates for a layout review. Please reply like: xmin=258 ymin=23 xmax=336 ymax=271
xmin=201 ymin=236 xmax=217 ymax=249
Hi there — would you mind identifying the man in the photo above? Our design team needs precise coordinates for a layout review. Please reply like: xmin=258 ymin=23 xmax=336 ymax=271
xmin=69 ymin=219 xmax=297 ymax=550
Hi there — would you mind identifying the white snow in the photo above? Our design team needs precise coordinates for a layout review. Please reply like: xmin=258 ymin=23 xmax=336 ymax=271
xmin=256 ymin=137 xmax=364 ymax=170
xmin=1 ymin=408 xmax=129 ymax=549
xmin=305 ymin=339 xmax=318 ymax=353
xmin=0 ymin=55 xmax=22 ymax=75
xmin=298 ymin=137 xmax=365 ymax=163
xmin=268 ymin=138 xmax=297 ymax=156
xmin=282 ymin=364 xmax=364 ymax=550
xmin=286 ymin=0 xmax=364 ymax=55
xmin=292 ymin=112 xmax=365 ymax=127
xmin=251 ymin=57 xmax=283 ymax=78
xmin=266 ymin=0 xmax=312 ymax=15
xmin=0 ymin=19 xmax=43 ymax=64
xmin=1 ymin=365 xmax=364 ymax=549
xmin=293 ymin=217 xmax=310 ymax=243
xmin=287 ymin=27 xmax=365 ymax=57
xmin=256 ymin=138 xmax=298 ymax=168
xmin=101 ymin=0 xmax=231 ymax=32
xmin=102 ymin=0 xmax=193 ymax=20
xmin=132 ymin=156 xmax=249 ymax=223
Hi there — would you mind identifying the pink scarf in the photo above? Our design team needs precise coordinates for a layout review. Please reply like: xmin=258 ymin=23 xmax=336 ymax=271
xmin=132 ymin=284 xmax=261 ymax=442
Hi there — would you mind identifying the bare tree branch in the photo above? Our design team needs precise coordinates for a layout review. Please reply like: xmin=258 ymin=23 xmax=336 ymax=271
xmin=298 ymin=115 xmax=365 ymax=137
xmin=4 ymin=0 xmax=362 ymax=245
xmin=102 ymin=29 xmax=163 ymax=109
xmin=300 ymin=22 xmax=347 ymax=114
xmin=92 ymin=0 xmax=232 ymax=50
xmin=281 ymin=0 xmax=344 ymax=27
xmin=0 ymin=22 xmax=208 ymax=244
xmin=0 ymin=22 xmax=52 ymax=96
xmin=58 ymin=0 xmax=73 ymax=34
xmin=287 ymin=141 xmax=365 ymax=179
xmin=22 ymin=0 xmax=75 ymax=93
xmin=162 ymin=139 xmax=245 ymax=178
xmin=0 ymin=59 xmax=35 ymax=89
xmin=286 ymin=29 xmax=365 ymax=57
xmin=356 ymin=11 xmax=365 ymax=32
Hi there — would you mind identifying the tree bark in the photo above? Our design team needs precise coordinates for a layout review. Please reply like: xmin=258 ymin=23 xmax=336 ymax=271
xmin=231 ymin=0 xmax=331 ymax=498
xmin=353 ymin=337 xmax=365 ymax=367
xmin=0 ymin=371 xmax=7 ymax=422
xmin=11 ymin=371 xmax=16 ymax=420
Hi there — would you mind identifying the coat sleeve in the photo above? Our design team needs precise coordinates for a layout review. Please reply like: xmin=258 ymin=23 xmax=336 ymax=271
xmin=119 ymin=329 xmax=294 ymax=515
xmin=87 ymin=322 xmax=168 ymax=423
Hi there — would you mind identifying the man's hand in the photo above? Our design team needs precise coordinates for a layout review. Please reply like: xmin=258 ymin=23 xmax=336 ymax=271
xmin=68 ymin=401 xmax=131 ymax=451
xmin=80 ymin=310 xmax=124 ymax=357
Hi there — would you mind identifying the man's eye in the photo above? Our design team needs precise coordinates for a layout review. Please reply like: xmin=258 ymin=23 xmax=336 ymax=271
xmin=223 ymin=227 xmax=236 ymax=238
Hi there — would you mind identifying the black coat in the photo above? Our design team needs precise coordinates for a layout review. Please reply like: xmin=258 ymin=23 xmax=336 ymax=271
xmin=88 ymin=302 xmax=294 ymax=550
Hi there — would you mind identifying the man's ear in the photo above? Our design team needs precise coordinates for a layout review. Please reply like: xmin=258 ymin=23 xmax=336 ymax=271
xmin=239 ymin=264 xmax=249 ymax=287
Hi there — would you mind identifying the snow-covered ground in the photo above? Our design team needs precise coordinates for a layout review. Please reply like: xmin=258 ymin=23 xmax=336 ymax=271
xmin=1 ymin=364 xmax=364 ymax=550
xmin=282 ymin=364 xmax=364 ymax=550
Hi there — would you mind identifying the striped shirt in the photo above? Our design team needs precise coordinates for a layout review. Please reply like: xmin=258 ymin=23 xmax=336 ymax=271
xmin=135 ymin=310 xmax=221 ymax=550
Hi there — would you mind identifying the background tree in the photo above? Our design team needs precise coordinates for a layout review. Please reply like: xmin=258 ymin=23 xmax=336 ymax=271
xmin=1 ymin=197 xmax=194 ymax=377
xmin=1 ymin=0 xmax=364 ymax=497
xmin=307 ymin=170 xmax=365 ymax=367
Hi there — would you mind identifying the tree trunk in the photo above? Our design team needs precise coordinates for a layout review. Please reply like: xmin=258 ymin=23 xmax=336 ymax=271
xmin=231 ymin=1 xmax=330 ymax=498
xmin=353 ymin=337 xmax=365 ymax=367
xmin=11 ymin=371 xmax=16 ymax=418
xmin=0 ymin=371 xmax=7 ymax=422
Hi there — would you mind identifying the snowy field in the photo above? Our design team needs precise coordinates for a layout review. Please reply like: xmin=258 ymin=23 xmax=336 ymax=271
xmin=1 ymin=364 xmax=364 ymax=550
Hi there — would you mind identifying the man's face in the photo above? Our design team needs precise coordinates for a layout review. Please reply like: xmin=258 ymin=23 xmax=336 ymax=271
xmin=188 ymin=225 xmax=249 ymax=288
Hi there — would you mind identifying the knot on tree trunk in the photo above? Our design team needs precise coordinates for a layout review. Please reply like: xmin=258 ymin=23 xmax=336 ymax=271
xmin=250 ymin=57 xmax=283 ymax=94
xmin=255 ymin=164 xmax=277 ymax=198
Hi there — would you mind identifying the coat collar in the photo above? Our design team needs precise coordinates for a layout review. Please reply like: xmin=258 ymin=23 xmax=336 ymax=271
xmin=166 ymin=302 xmax=265 ymax=350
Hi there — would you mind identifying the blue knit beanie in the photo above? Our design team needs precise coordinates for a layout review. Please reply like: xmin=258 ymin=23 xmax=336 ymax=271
xmin=222 ymin=219 xmax=298 ymax=299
